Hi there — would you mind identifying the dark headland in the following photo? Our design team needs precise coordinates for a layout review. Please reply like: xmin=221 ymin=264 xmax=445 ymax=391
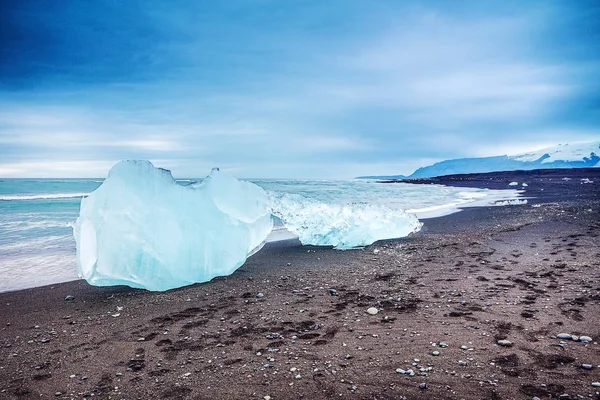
xmin=1 ymin=168 xmax=599 ymax=400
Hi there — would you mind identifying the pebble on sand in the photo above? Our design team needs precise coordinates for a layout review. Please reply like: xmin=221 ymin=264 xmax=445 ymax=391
xmin=497 ymin=340 xmax=513 ymax=347
xmin=366 ymin=307 xmax=379 ymax=315
xmin=555 ymin=333 xmax=592 ymax=342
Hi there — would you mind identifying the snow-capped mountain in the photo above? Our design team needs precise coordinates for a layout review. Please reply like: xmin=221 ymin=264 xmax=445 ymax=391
xmin=510 ymin=142 xmax=600 ymax=164
xmin=357 ymin=141 xmax=600 ymax=180
xmin=407 ymin=141 xmax=599 ymax=179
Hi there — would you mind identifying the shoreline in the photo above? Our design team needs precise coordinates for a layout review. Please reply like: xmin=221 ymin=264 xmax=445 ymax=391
xmin=0 ymin=176 xmax=528 ymax=294
xmin=1 ymin=168 xmax=599 ymax=399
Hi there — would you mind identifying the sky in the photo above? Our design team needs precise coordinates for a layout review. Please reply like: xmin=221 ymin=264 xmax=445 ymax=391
xmin=1 ymin=0 xmax=599 ymax=179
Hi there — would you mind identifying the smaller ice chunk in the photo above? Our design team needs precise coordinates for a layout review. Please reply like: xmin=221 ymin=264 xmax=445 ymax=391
xmin=73 ymin=161 xmax=273 ymax=291
xmin=494 ymin=199 xmax=528 ymax=206
xmin=508 ymin=181 xmax=519 ymax=186
xmin=269 ymin=192 xmax=422 ymax=249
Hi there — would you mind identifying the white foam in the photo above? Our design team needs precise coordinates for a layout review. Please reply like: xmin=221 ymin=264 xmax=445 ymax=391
xmin=0 ymin=252 xmax=78 ymax=292
xmin=0 ymin=220 xmax=71 ymax=230
xmin=0 ymin=193 xmax=89 ymax=201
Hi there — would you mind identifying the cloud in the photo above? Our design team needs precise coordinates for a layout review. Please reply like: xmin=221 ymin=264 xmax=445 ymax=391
xmin=0 ymin=160 xmax=116 ymax=178
xmin=1 ymin=1 xmax=599 ymax=178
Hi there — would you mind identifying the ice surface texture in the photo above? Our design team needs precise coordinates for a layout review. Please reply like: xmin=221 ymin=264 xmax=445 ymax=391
xmin=73 ymin=161 xmax=273 ymax=291
xmin=269 ymin=192 xmax=422 ymax=249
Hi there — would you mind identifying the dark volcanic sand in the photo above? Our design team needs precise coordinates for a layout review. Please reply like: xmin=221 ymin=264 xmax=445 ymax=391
xmin=1 ymin=169 xmax=599 ymax=400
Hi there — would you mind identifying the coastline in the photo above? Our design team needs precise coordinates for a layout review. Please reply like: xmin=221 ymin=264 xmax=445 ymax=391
xmin=0 ymin=174 xmax=527 ymax=294
xmin=1 ymin=169 xmax=599 ymax=399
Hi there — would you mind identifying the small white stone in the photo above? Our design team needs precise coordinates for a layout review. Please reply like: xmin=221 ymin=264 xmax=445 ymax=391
xmin=366 ymin=307 xmax=379 ymax=315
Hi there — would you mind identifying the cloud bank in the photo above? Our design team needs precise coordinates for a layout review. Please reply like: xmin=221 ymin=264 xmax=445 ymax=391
xmin=1 ymin=1 xmax=598 ymax=178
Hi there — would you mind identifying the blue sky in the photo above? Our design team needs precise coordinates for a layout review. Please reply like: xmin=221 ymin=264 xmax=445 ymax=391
xmin=1 ymin=0 xmax=599 ymax=178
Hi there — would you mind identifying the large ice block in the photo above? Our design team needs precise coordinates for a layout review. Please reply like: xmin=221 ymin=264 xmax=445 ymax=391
xmin=73 ymin=161 xmax=273 ymax=291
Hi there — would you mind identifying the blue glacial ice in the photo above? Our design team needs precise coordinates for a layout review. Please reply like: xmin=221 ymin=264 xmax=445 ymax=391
xmin=73 ymin=161 xmax=425 ymax=291
xmin=269 ymin=192 xmax=423 ymax=249
xmin=73 ymin=161 xmax=273 ymax=291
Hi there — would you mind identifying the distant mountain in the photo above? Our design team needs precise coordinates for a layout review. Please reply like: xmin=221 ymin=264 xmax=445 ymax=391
xmin=358 ymin=141 xmax=600 ymax=180
xmin=355 ymin=174 xmax=407 ymax=180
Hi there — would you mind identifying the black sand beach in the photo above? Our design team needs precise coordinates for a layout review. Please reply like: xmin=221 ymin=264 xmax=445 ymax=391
xmin=1 ymin=168 xmax=599 ymax=399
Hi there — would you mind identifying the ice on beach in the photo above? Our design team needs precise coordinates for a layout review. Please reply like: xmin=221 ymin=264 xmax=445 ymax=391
xmin=73 ymin=161 xmax=273 ymax=291
xmin=508 ymin=181 xmax=519 ymax=186
xmin=269 ymin=192 xmax=423 ymax=249
xmin=494 ymin=199 xmax=528 ymax=206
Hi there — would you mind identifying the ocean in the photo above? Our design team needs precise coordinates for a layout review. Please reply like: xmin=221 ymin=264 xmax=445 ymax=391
xmin=0 ymin=178 xmax=523 ymax=292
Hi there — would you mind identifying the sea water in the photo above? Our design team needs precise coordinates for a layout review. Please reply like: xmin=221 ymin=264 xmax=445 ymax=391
xmin=0 ymin=177 xmax=522 ymax=292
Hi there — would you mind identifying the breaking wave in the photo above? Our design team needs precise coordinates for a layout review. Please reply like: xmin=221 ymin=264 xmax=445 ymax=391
xmin=0 ymin=193 xmax=89 ymax=201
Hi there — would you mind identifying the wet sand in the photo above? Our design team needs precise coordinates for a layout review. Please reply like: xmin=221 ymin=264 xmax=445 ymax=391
xmin=1 ymin=168 xmax=599 ymax=399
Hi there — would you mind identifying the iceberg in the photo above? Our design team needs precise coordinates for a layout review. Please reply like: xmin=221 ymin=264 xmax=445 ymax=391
xmin=73 ymin=161 xmax=272 ymax=291
xmin=269 ymin=192 xmax=422 ymax=249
